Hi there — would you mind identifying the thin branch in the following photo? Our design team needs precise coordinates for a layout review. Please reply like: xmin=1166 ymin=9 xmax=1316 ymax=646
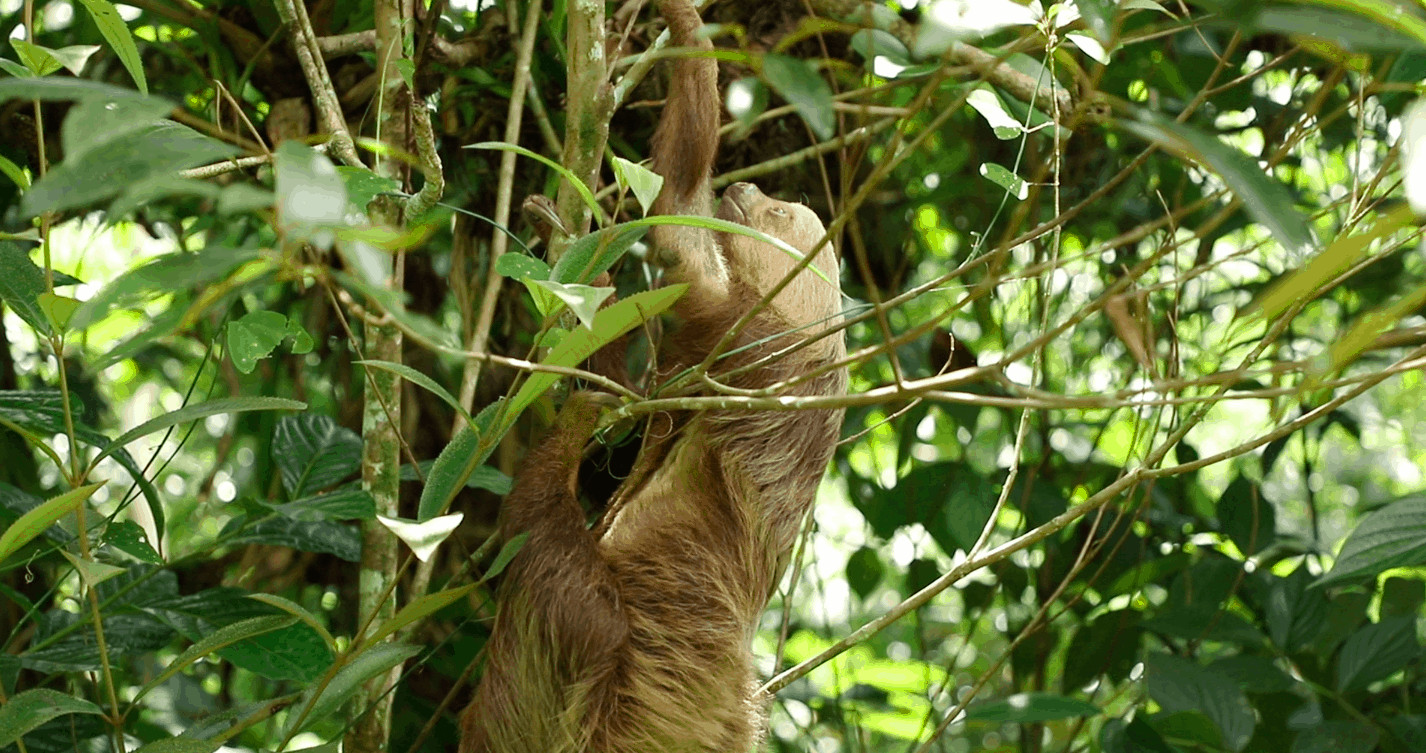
xmin=271 ymin=0 xmax=362 ymax=166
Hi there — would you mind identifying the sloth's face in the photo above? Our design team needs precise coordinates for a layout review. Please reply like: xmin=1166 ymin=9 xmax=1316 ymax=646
xmin=716 ymin=182 xmax=840 ymax=329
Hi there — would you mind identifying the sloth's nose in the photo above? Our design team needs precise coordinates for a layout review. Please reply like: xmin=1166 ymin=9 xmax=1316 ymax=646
xmin=728 ymin=182 xmax=761 ymax=198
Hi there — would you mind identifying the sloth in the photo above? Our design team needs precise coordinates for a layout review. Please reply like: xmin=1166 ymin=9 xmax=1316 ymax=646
xmin=456 ymin=0 xmax=846 ymax=749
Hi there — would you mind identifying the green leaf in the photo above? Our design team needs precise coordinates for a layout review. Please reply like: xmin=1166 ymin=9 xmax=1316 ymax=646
xmin=356 ymin=359 xmax=472 ymax=425
xmin=11 ymin=39 xmax=62 ymax=76
xmin=1062 ymin=609 xmax=1142 ymax=691
xmin=0 ymin=241 xmax=57 ymax=335
xmin=46 ymin=44 xmax=102 ymax=75
xmin=365 ymin=583 xmax=475 ymax=645
xmin=37 ymin=291 xmax=80 ymax=331
xmin=761 ymin=53 xmax=834 ymax=140
xmin=1291 ymin=721 xmax=1380 ymax=753
xmin=848 ymin=28 xmax=910 ymax=66
xmin=0 ymin=75 xmax=149 ymax=103
xmin=845 ymin=546 xmax=884 ymax=599
xmin=530 ymin=280 xmax=614 ymax=329
xmin=0 ymin=688 xmax=104 ymax=748
xmin=1319 ymin=496 xmax=1426 ymax=587
xmin=132 ymin=738 xmax=222 ymax=753
xmin=288 ymin=643 xmax=420 ymax=735
xmin=979 ymin=162 xmax=1028 ymax=199
xmin=965 ymin=693 xmax=1100 ymax=723
xmin=1336 ymin=616 xmax=1418 ymax=692
xmin=1146 ymin=653 xmax=1255 ymax=752
xmin=75 ymin=0 xmax=148 ymax=93
xmin=247 ymin=593 xmax=338 ymax=652
xmin=551 ymin=225 xmax=648 ymax=284
xmin=482 ymin=532 xmax=527 ymax=581
xmin=1118 ymin=110 xmax=1313 ymax=253
xmin=967 ymin=87 xmax=1022 ymax=140
xmin=1219 ymin=477 xmax=1276 ymax=555
xmin=228 ymin=516 xmax=361 ymax=562
xmin=74 ymin=246 xmax=265 ymax=329
xmin=377 ymin=513 xmax=464 ymax=563
xmin=104 ymin=519 xmax=162 ymax=563
xmin=0 ymin=482 xmax=103 ymax=562
xmin=0 ymin=58 xmax=33 ymax=78
xmin=96 ymin=396 xmax=306 ymax=467
xmin=1266 ymin=569 xmax=1327 ymax=652
xmin=135 ymin=615 xmax=297 ymax=701
xmin=145 ymin=586 xmax=333 ymax=682
xmin=60 ymin=91 xmax=171 ymax=164
xmin=611 ymin=156 xmax=664 ymax=216
xmin=265 ymin=487 xmax=376 ymax=522
xmin=494 ymin=253 xmax=551 ymax=280
xmin=0 ymin=153 xmax=29 ymax=190
xmin=23 ymin=121 xmax=235 ymax=217
xmin=502 ymin=285 xmax=685 ymax=435
xmin=59 ymin=549 xmax=127 ymax=587
xmin=228 ymin=310 xmax=304 ymax=373
xmin=336 ymin=165 xmax=400 ymax=211
xmin=271 ymin=414 xmax=362 ymax=497
xmin=417 ymin=399 xmax=505 ymax=520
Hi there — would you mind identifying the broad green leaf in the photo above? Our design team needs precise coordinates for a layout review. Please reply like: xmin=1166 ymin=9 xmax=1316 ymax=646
xmin=45 ymin=44 xmax=102 ymax=75
xmin=1336 ymin=617 xmax=1418 ymax=692
xmin=11 ymin=39 xmax=62 ymax=76
xmin=287 ymin=642 xmax=420 ymax=735
xmin=1118 ymin=110 xmax=1313 ymax=252
xmin=762 ymin=53 xmax=834 ymax=140
xmin=1062 ymin=609 xmax=1142 ymax=691
xmin=531 ymin=280 xmax=614 ymax=329
xmin=611 ymin=156 xmax=664 ymax=215
xmin=417 ymin=399 xmax=504 ymax=521
xmin=482 ymin=532 xmax=528 ymax=581
xmin=357 ymin=359 xmax=473 ymax=425
xmin=849 ymin=658 xmax=947 ymax=694
xmin=336 ymin=165 xmax=400 ymax=211
xmin=37 ymin=292 xmax=80 ymax=331
xmin=74 ymin=0 xmax=148 ymax=93
xmin=1208 ymin=655 xmax=1295 ymax=694
xmin=1100 ymin=718 xmax=1177 ymax=753
xmin=551 ymin=224 xmax=648 ymax=284
xmin=1328 ymin=284 xmax=1426 ymax=372
xmin=271 ymin=414 xmax=362 ymax=497
xmin=1075 ymin=0 xmax=1116 ymax=42
xmin=247 ymin=593 xmax=338 ymax=652
xmin=0 ymin=688 xmax=104 ymax=748
xmin=725 ymin=77 xmax=768 ymax=133
xmin=73 ymin=246 xmax=266 ymax=330
xmin=1219 ymin=477 xmax=1277 ymax=555
xmin=848 ymin=28 xmax=910 ymax=66
xmin=0 ymin=75 xmax=149 ymax=103
xmin=1146 ymin=653 xmax=1255 ymax=751
xmin=145 ymin=586 xmax=333 ymax=681
xmin=914 ymin=0 xmax=1035 ymax=55
xmin=979 ymin=162 xmax=1028 ymax=199
xmin=0 ymin=58 xmax=33 ymax=78
xmin=227 ymin=516 xmax=361 ymax=562
xmin=59 ymin=549 xmax=127 ymax=587
xmin=502 ymin=285 xmax=686 ymax=436
xmin=61 ymin=94 xmax=173 ymax=163
xmin=95 ymin=397 xmax=306 ymax=466
xmin=333 ymin=270 xmax=459 ymax=348
xmin=365 ymin=583 xmax=475 ymax=645
xmin=1319 ymin=497 xmax=1426 ymax=587
xmin=466 ymin=142 xmax=603 ymax=225
xmin=104 ymin=519 xmax=162 ymax=563
xmin=965 ymin=693 xmax=1100 ymax=723
xmin=0 ymin=482 xmax=103 ymax=562
xmin=0 ymin=241 xmax=57 ymax=335
xmin=377 ymin=513 xmax=464 ymax=562
xmin=228 ymin=311 xmax=310 ymax=374
xmin=1266 ymin=568 xmax=1327 ymax=652
xmin=1066 ymin=31 xmax=1110 ymax=64
xmin=22 ymin=121 xmax=235 ymax=217
xmin=494 ymin=253 xmax=551 ymax=280
xmin=265 ymin=487 xmax=376 ymax=522
xmin=135 ymin=615 xmax=296 ymax=701
xmin=0 ymin=483 xmax=68 ymax=546
xmin=1291 ymin=721 xmax=1380 ymax=753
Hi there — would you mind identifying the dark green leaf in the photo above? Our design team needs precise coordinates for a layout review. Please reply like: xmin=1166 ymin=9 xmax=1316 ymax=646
xmin=1146 ymin=653 xmax=1255 ymax=751
xmin=551 ymin=225 xmax=648 ymax=284
xmin=761 ymin=53 xmax=835 ymax=140
xmin=0 ymin=689 xmax=103 ymax=748
xmin=965 ymin=693 xmax=1099 ymax=723
xmin=0 ymin=241 xmax=58 ymax=335
xmin=98 ymin=397 xmax=305 ymax=466
xmin=1266 ymin=569 xmax=1327 ymax=652
xmin=287 ymin=642 xmax=420 ymax=735
xmin=845 ymin=546 xmax=884 ymax=600
xmin=265 ymin=487 xmax=376 ymax=522
xmin=337 ymin=165 xmax=400 ymax=211
xmin=61 ymin=95 xmax=171 ymax=163
xmin=483 ymin=532 xmax=528 ymax=581
xmin=1219 ymin=477 xmax=1276 ymax=555
xmin=74 ymin=247 xmax=265 ymax=329
xmin=1118 ymin=110 xmax=1313 ymax=253
xmin=494 ymin=253 xmax=551 ymax=281
xmin=1291 ymin=721 xmax=1379 ymax=753
xmin=104 ymin=519 xmax=162 ymax=563
xmin=271 ymin=413 xmax=362 ymax=497
xmin=1336 ymin=616 xmax=1418 ymax=692
xmin=1063 ymin=609 xmax=1141 ymax=692
xmin=1319 ymin=497 xmax=1426 ymax=587
xmin=74 ymin=0 xmax=147 ymax=93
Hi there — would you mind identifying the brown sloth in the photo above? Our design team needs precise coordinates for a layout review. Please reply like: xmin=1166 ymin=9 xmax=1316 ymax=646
xmin=457 ymin=0 xmax=846 ymax=749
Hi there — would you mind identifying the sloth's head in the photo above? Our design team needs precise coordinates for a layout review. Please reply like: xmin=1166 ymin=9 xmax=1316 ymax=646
xmin=716 ymin=182 xmax=841 ymax=332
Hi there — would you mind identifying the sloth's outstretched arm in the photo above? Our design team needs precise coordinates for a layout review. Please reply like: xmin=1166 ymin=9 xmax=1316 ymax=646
xmin=495 ymin=394 xmax=627 ymax=661
xmin=649 ymin=0 xmax=730 ymax=306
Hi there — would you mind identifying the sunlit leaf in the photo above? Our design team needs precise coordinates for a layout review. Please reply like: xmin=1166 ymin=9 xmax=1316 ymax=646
xmin=551 ymin=224 xmax=648 ymax=284
xmin=530 ymin=280 xmax=614 ymax=329
xmin=10 ymin=40 xmax=62 ymax=76
xmin=979 ymin=162 xmax=1028 ymax=199
xmin=0 ymin=483 xmax=103 ymax=563
xmin=365 ymin=583 xmax=475 ymax=644
xmin=1319 ymin=497 xmax=1426 ymax=587
xmin=611 ymin=156 xmax=664 ymax=216
xmin=377 ymin=513 xmax=465 ymax=563
xmin=74 ymin=0 xmax=148 ymax=93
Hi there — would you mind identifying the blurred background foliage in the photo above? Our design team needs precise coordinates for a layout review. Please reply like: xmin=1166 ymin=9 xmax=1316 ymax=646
xmin=3 ymin=0 xmax=1426 ymax=751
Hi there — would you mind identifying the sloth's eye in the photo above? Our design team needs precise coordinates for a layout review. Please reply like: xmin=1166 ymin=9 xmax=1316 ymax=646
xmin=769 ymin=207 xmax=789 ymax=218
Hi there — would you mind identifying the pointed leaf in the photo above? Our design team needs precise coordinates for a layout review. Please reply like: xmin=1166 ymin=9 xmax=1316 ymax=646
xmin=762 ymin=53 xmax=834 ymax=140
xmin=965 ymin=693 xmax=1100 ymax=723
xmin=271 ymin=414 xmax=361 ymax=497
xmin=551 ymin=225 xmax=648 ymax=284
xmin=482 ymin=532 xmax=528 ymax=581
xmin=1146 ymin=653 xmax=1255 ymax=752
xmin=0 ymin=688 xmax=103 ymax=748
xmin=287 ymin=642 xmax=420 ymax=735
xmin=1319 ymin=497 xmax=1426 ymax=587
xmin=356 ymin=359 xmax=472 ymax=425
xmin=1336 ymin=617 xmax=1418 ymax=692
xmin=377 ymin=513 xmax=464 ymax=563
xmin=0 ymin=482 xmax=103 ymax=562
xmin=135 ymin=615 xmax=296 ymax=701
xmin=611 ymin=156 xmax=664 ymax=215
xmin=104 ymin=519 xmax=162 ymax=563
xmin=74 ymin=0 xmax=147 ymax=93
xmin=531 ymin=280 xmax=614 ymax=329
xmin=365 ymin=583 xmax=475 ymax=645
xmin=494 ymin=253 xmax=550 ymax=281
xmin=95 ymin=397 xmax=306 ymax=466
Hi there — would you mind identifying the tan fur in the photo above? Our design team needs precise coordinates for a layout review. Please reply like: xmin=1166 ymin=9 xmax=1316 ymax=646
xmin=458 ymin=0 xmax=845 ymax=749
